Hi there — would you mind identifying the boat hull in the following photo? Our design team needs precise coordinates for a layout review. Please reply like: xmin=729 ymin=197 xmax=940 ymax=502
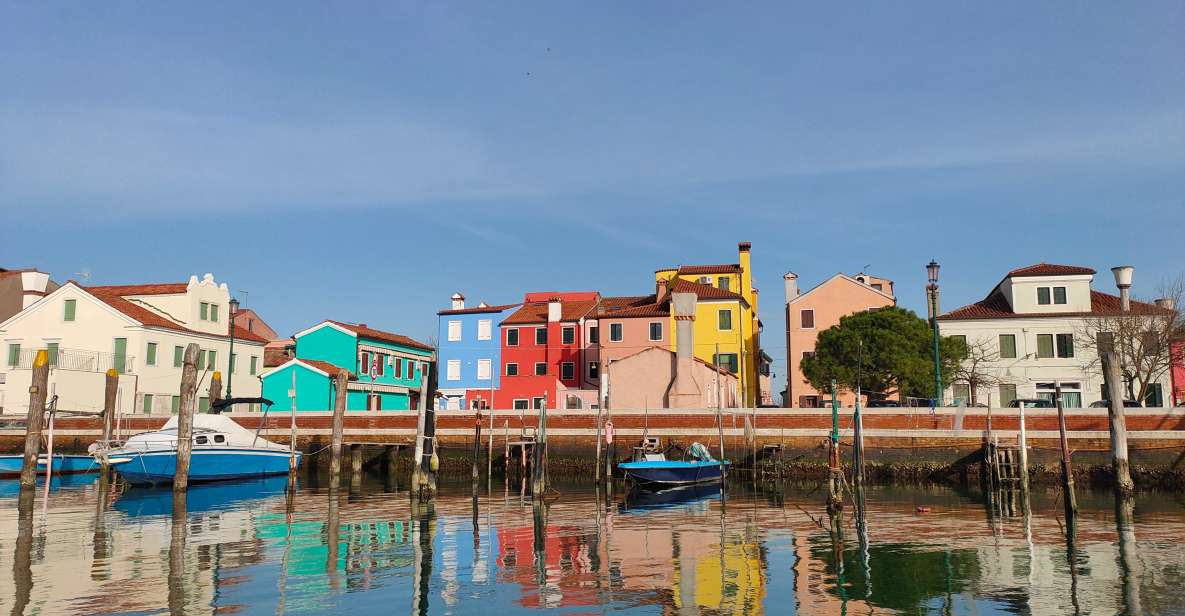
xmin=110 ymin=448 xmax=301 ymax=485
xmin=0 ymin=454 xmax=99 ymax=478
xmin=618 ymin=460 xmax=729 ymax=486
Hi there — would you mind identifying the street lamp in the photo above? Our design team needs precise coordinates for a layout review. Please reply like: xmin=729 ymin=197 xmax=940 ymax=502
xmin=926 ymin=261 xmax=943 ymax=406
xmin=227 ymin=297 xmax=240 ymax=398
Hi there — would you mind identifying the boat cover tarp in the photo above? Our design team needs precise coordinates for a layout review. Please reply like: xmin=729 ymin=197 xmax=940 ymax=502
xmin=121 ymin=414 xmax=290 ymax=451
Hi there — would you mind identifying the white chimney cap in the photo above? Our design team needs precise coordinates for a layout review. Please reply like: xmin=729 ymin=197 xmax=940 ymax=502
xmin=1111 ymin=265 xmax=1134 ymax=288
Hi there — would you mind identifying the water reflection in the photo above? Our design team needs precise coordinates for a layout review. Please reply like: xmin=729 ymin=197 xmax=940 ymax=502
xmin=1 ymin=476 xmax=1183 ymax=615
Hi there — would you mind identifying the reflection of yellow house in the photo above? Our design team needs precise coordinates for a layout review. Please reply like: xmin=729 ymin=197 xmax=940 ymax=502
xmin=673 ymin=531 xmax=766 ymax=614
xmin=656 ymin=242 xmax=767 ymax=406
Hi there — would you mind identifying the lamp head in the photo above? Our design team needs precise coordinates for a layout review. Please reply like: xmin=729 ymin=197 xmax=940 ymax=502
xmin=926 ymin=260 xmax=941 ymax=284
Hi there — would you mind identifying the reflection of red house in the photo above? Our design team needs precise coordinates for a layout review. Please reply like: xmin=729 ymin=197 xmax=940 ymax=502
xmin=496 ymin=525 xmax=599 ymax=608
xmin=494 ymin=292 xmax=600 ymax=409
xmin=1172 ymin=342 xmax=1184 ymax=406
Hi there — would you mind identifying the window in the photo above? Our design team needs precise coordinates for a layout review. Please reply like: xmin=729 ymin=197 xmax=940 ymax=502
xmin=506 ymin=328 xmax=519 ymax=346
xmin=535 ymin=328 xmax=547 ymax=345
xmin=174 ymin=346 xmax=184 ymax=368
xmin=393 ymin=356 xmax=402 ymax=378
xmin=171 ymin=395 xmax=181 ymax=414
xmin=200 ymin=302 xmax=209 ymax=320
xmin=609 ymin=323 xmax=623 ymax=342
xmin=230 ymin=353 xmax=237 ymax=374
xmin=198 ymin=397 xmax=210 ymax=413
xmin=649 ymin=322 xmax=663 ymax=341
xmin=588 ymin=361 xmax=599 ymax=380
xmin=1056 ymin=333 xmax=1074 ymax=358
xmin=407 ymin=359 xmax=417 ymax=379
xmin=802 ymin=351 xmax=815 ymax=360
xmin=506 ymin=363 xmax=519 ymax=376
xmin=113 ymin=338 xmax=128 ymax=374
xmin=1053 ymin=287 xmax=1067 ymax=305
xmin=952 ymin=384 xmax=971 ymax=405
xmin=999 ymin=334 xmax=1017 ymax=359
xmin=373 ymin=353 xmax=384 ymax=376
xmin=800 ymin=309 xmax=814 ymax=329
xmin=714 ymin=353 xmax=739 ymax=374
xmin=562 ymin=326 xmax=575 ymax=345
xmin=477 ymin=358 xmax=492 ymax=380
xmin=209 ymin=304 xmax=219 ymax=322
xmin=214 ymin=435 xmax=225 ymax=444
xmin=718 ymin=277 xmax=731 ymax=291
xmin=250 ymin=356 xmax=258 ymax=375
xmin=146 ymin=342 xmax=158 ymax=366
xmin=199 ymin=349 xmax=208 ymax=369
xmin=360 ymin=351 xmax=371 ymax=375
xmin=950 ymin=335 xmax=967 ymax=352
xmin=588 ymin=326 xmax=599 ymax=344
xmin=1037 ymin=287 xmax=1051 ymax=305
xmin=63 ymin=299 xmax=76 ymax=322
xmin=447 ymin=320 xmax=462 ymax=342
xmin=446 ymin=359 xmax=461 ymax=381
xmin=998 ymin=384 xmax=1017 ymax=407
xmin=534 ymin=362 xmax=547 ymax=376
xmin=477 ymin=319 xmax=492 ymax=341
xmin=1037 ymin=382 xmax=1082 ymax=408
xmin=142 ymin=394 xmax=154 ymax=414
xmin=533 ymin=397 xmax=546 ymax=410
xmin=871 ymin=283 xmax=883 ymax=291
xmin=6 ymin=344 xmax=18 ymax=368
xmin=207 ymin=350 xmax=217 ymax=370
xmin=513 ymin=399 xmax=529 ymax=410
xmin=195 ymin=435 xmax=208 ymax=445
xmin=1145 ymin=383 xmax=1165 ymax=408
xmin=46 ymin=342 xmax=59 ymax=367
xmin=1036 ymin=334 xmax=1054 ymax=358
xmin=561 ymin=362 xmax=575 ymax=380
xmin=719 ymin=309 xmax=734 ymax=331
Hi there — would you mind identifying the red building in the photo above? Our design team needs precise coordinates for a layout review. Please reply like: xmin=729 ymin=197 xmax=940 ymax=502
xmin=492 ymin=291 xmax=600 ymax=410
xmin=1172 ymin=342 xmax=1184 ymax=407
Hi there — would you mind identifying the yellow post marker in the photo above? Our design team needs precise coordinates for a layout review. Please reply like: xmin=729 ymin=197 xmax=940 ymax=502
xmin=19 ymin=350 xmax=50 ymax=489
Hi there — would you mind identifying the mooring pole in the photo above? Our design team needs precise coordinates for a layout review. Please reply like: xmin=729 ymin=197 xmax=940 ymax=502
xmin=828 ymin=379 xmax=843 ymax=510
xmin=18 ymin=350 xmax=50 ymax=489
xmin=472 ymin=409 xmax=482 ymax=489
xmin=1098 ymin=332 xmax=1134 ymax=498
xmin=289 ymin=369 xmax=298 ymax=473
xmin=532 ymin=394 xmax=548 ymax=498
xmin=329 ymin=369 xmax=349 ymax=488
xmin=173 ymin=344 xmax=200 ymax=493
xmin=594 ymin=387 xmax=604 ymax=486
xmin=1054 ymin=384 xmax=1078 ymax=530
xmin=209 ymin=371 xmax=223 ymax=410
xmin=852 ymin=385 xmax=865 ymax=488
xmin=100 ymin=368 xmax=119 ymax=479
xmin=412 ymin=370 xmax=437 ymax=497
xmin=1017 ymin=401 xmax=1031 ymax=500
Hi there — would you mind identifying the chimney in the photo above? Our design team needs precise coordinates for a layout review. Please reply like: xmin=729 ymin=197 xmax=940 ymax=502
xmin=783 ymin=272 xmax=798 ymax=304
xmin=451 ymin=292 xmax=465 ymax=310
xmin=1111 ymin=266 xmax=1134 ymax=312
xmin=358 ymin=323 xmax=367 ymax=329
xmin=669 ymin=291 xmax=701 ymax=407
xmin=1155 ymin=298 xmax=1175 ymax=310
xmin=19 ymin=271 xmax=50 ymax=309
xmin=547 ymin=297 xmax=562 ymax=322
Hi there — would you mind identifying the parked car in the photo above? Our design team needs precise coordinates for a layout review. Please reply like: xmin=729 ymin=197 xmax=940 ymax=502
xmin=1088 ymin=399 xmax=1143 ymax=408
xmin=866 ymin=400 xmax=902 ymax=408
xmin=1007 ymin=398 xmax=1055 ymax=408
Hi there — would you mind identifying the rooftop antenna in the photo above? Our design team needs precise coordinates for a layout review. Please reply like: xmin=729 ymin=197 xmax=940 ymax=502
xmin=75 ymin=268 xmax=92 ymax=283
xmin=237 ymin=290 xmax=249 ymax=307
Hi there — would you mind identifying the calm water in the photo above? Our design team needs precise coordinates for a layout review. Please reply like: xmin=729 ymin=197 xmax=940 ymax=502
xmin=1 ymin=473 xmax=1183 ymax=615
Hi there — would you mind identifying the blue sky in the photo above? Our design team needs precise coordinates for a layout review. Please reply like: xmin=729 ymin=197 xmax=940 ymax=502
xmin=2 ymin=2 xmax=1183 ymax=385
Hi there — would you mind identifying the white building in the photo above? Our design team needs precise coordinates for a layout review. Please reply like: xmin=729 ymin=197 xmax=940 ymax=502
xmin=0 ymin=273 xmax=267 ymax=415
xmin=937 ymin=263 xmax=1175 ymax=408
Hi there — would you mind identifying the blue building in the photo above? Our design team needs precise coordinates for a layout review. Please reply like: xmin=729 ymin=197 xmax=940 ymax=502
xmin=261 ymin=320 xmax=435 ymax=411
xmin=435 ymin=293 xmax=518 ymax=410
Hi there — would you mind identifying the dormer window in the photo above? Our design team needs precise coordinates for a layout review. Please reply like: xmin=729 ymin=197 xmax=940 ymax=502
xmin=1037 ymin=286 xmax=1068 ymax=306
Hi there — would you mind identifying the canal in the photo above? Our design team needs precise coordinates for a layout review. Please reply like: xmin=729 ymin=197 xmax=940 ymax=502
xmin=1 ymin=474 xmax=1182 ymax=614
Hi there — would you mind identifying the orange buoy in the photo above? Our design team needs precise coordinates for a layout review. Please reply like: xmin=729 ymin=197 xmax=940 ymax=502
xmin=916 ymin=506 xmax=932 ymax=513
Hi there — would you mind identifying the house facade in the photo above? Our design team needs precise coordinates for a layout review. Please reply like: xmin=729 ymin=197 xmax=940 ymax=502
xmin=494 ymin=292 xmax=600 ymax=410
xmin=783 ymin=272 xmax=896 ymax=407
xmin=261 ymin=320 xmax=434 ymax=412
xmin=435 ymin=293 xmax=519 ymax=410
xmin=938 ymin=263 xmax=1176 ymax=408
xmin=0 ymin=274 xmax=267 ymax=415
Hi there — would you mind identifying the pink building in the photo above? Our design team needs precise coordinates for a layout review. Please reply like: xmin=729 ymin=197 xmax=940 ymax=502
xmin=605 ymin=346 xmax=738 ymax=409
xmin=783 ymin=272 xmax=895 ymax=407
xmin=1172 ymin=342 xmax=1184 ymax=406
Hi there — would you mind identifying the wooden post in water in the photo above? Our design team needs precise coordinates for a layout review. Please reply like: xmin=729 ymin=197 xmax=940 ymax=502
xmin=329 ymin=369 xmax=349 ymax=488
xmin=288 ymin=369 xmax=298 ymax=473
xmin=1098 ymin=332 xmax=1135 ymax=498
xmin=1054 ymin=384 xmax=1078 ymax=529
xmin=852 ymin=385 xmax=866 ymax=488
xmin=827 ymin=379 xmax=843 ymax=511
xmin=100 ymin=368 xmax=119 ymax=478
xmin=209 ymin=371 xmax=223 ymax=410
xmin=472 ymin=410 xmax=482 ymax=489
xmin=412 ymin=370 xmax=437 ymax=497
xmin=173 ymin=344 xmax=200 ymax=493
xmin=1017 ymin=401 xmax=1031 ymax=499
xmin=531 ymin=394 xmax=548 ymax=498
xmin=19 ymin=350 xmax=50 ymax=489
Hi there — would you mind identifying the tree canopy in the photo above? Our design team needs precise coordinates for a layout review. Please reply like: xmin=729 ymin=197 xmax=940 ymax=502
xmin=800 ymin=306 xmax=966 ymax=401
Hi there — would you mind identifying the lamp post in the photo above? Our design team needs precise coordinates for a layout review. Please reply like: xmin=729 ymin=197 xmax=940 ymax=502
xmin=926 ymin=261 xmax=942 ymax=406
xmin=227 ymin=297 xmax=240 ymax=398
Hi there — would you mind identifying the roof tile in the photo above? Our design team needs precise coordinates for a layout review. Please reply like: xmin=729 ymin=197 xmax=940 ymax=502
xmin=327 ymin=320 xmax=434 ymax=352
xmin=940 ymin=290 xmax=1173 ymax=321
xmin=1006 ymin=263 xmax=1097 ymax=278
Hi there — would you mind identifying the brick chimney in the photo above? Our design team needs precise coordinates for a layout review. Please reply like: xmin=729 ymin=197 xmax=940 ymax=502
xmin=669 ymin=291 xmax=702 ymax=408
xmin=783 ymin=272 xmax=798 ymax=304
xmin=547 ymin=297 xmax=562 ymax=322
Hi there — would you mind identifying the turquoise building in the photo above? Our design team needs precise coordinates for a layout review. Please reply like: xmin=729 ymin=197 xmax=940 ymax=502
xmin=261 ymin=320 xmax=435 ymax=411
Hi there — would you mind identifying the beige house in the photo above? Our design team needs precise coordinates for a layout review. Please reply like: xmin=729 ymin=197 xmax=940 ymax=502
xmin=783 ymin=272 xmax=896 ymax=407
xmin=605 ymin=346 xmax=738 ymax=409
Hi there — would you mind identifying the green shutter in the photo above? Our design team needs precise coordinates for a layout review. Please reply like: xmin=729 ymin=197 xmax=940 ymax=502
xmin=146 ymin=343 xmax=157 ymax=366
xmin=63 ymin=299 xmax=76 ymax=322
xmin=999 ymin=335 xmax=1017 ymax=359
xmin=113 ymin=338 xmax=127 ymax=373
xmin=46 ymin=343 xmax=59 ymax=366
xmin=174 ymin=346 xmax=184 ymax=367
xmin=999 ymin=384 xmax=1017 ymax=407
xmin=230 ymin=353 xmax=236 ymax=373
xmin=208 ymin=350 xmax=217 ymax=370
xmin=210 ymin=304 xmax=219 ymax=322
xmin=199 ymin=350 xmax=207 ymax=368
xmin=1036 ymin=334 xmax=1054 ymax=358
xmin=171 ymin=395 xmax=181 ymax=414
xmin=7 ymin=344 xmax=19 ymax=367
xmin=198 ymin=397 xmax=210 ymax=413
xmin=200 ymin=302 xmax=209 ymax=320
xmin=1056 ymin=334 xmax=1074 ymax=358
xmin=142 ymin=394 xmax=153 ymax=414
xmin=718 ymin=309 xmax=732 ymax=330
xmin=250 ymin=356 xmax=258 ymax=375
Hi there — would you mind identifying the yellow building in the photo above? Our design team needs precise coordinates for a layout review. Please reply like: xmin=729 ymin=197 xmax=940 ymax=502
xmin=656 ymin=242 xmax=768 ymax=407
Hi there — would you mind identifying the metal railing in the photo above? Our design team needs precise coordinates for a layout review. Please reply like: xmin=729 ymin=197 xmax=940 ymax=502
xmin=5 ymin=347 xmax=136 ymax=374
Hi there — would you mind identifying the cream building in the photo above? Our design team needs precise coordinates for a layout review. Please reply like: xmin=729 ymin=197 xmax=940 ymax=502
xmin=938 ymin=263 xmax=1175 ymax=408
xmin=0 ymin=273 xmax=266 ymax=415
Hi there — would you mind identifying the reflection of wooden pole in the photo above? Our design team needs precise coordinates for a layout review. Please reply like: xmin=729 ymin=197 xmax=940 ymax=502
xmin=174 ymin=344 xmax=200 ymax=493
xmin=12 ymin=479 xmax=35 ymax=615
xmin=19 ymin=350 xmax=49 ymax=489
xmin=100 ymin=369 xmax=119 ymax=478
xmin=329 ymin=370 xmax=349 ymax=488
xmin=326 ymin=486 xmax=341 ymax=590
xmin=1099 ymin=333 xmax=1134 ymax=497
xmin=167 ymin=491 xmax=188 ymax=613
xmin=1054 ymin=384 xmax=1078 ymax=530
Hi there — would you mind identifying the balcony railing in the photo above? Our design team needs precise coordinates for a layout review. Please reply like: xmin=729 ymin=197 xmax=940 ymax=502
xmin=5 ymin=348 xmax=136 ymax=374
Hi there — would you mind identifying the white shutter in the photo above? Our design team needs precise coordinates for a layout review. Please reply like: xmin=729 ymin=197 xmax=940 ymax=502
xmin=447 ymin=320 xmax=462 ymax=342
xmin=477 ymin=319 xmax=492 ymax=341
xmin=446 ymin=359 xmax=461 ymax=381
xmin=477 ymin=358 xmax=492 ymax=380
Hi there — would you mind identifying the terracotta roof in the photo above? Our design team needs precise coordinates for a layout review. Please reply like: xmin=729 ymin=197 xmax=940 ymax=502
xmin=300 ymin=359 xmax=356 ymax=379
xmin=668 ymin=278 xmax=748 ymax=305
xmin=1007 ymin=263 xmax=1097 ymax=278
xmin=596 ymin=295 xmax=656 ymax=314
xmin=599 ymin=301 xmax=670 ymax=319
xmin=84 ymin=285 xmax=269 ymax=343
xmin=501 ymin=299 xmax=600 ymax=325
xmin=675 ymin=264 xmax=742 ymax=275
xmin=263 ymin=347 xmax=292 ymax=368
xmin=88 ymin=282 xmax=190 ymax=295
xmin=940 ymin=290 xmax=1174 ymax=321
xmin=437 ymin=303 xmax=520 ymax=316
xmin=327 ymin=320 xmax=434 ymax=352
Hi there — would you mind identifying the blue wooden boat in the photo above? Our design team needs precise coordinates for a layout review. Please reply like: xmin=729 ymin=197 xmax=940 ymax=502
xmin=0 ymin=454 xmax=99 ymax=478
xmin=618 ymin=442 xmax=728 ymax=487
xmin=98 ymin=400 xmax=300 ymax=486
